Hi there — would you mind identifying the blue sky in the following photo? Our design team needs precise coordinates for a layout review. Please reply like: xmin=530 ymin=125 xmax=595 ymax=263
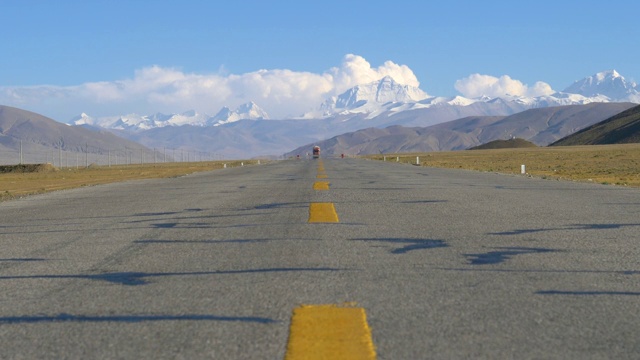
xmin=1 ymin=0 xmax=639 ymax=120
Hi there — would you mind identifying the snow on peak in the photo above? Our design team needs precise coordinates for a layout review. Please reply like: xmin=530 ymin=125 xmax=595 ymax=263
xmin=563 ymin=70 xmax=638 ymax=99
xmin=67 ymin=110 xmax=207 ymax=130
xmin=236 ymin=101 xmax=269 ymax=118
xmin=318 ymin=76 xmax=429 ymax=116
xmin=209 ymin=102 xmax=270 ymax=126
xmin=68 ymin=70 xmax=640 ymax=132
xmin=596 ymin=69 xmax=620 ymax=81
xmin=69 ymin=112 xmax=95 ymax=125
xmin=164 ymin=110 xmax=207 ymax=126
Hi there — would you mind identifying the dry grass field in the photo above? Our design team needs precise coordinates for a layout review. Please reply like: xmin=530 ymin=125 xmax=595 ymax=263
xmin=3 ymin=143 xmax=639 ymax=202
xmin=367 ymin=143 xmax=640 ymax=187
xmin=0 ymin=160 xmax=260 ymax=201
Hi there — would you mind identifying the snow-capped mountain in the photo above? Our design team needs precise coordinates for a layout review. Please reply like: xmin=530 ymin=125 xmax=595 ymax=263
xmin=208 ymin=101 xmax=270 ymax=126
xmin=317 ymin=76 xmax=428 ymax=116
xmin=70 ymin=111 xmax=209 ymax=131
xmin=69 ymin=102 xmax=269 ymax=131
xmin=312 ymin=70 xmax=640 ymax=119
xmin=65 ymin=70 xmax=640 ymax=159
xmin=70 ymin=112 xmax=92 ymax=125
xmin=71 ymin=70 xmax=639 ymax=134
xmin=563 ymin=70 xmax=639 ymax=100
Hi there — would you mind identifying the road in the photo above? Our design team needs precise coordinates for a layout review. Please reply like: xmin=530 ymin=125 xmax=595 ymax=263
xmin=0 ymin=158 xmax=639 ymax=359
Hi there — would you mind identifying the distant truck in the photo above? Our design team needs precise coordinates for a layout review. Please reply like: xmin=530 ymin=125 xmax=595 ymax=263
xmin=312 ymin=146 xmax=320 ymax=158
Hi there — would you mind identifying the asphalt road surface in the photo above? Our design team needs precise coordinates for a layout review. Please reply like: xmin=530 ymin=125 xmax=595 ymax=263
xmin=0 ymin=158 xmax=638 ymax=359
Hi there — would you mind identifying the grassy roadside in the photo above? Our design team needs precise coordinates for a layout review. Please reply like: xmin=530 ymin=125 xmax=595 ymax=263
xmin=365 ymin=143 xmax=640 ymax=187
xmin=0 ymin=160 xmax=261 ymax=201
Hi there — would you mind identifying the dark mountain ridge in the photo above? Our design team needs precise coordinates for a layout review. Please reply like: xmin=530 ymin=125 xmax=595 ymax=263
xmin=284 ymin=102 xmax=636 ymax=157
xmin=550 ymin=104 xmax=640 ymax=146
xmin=469 ymin=138 xmax=537 ymax=150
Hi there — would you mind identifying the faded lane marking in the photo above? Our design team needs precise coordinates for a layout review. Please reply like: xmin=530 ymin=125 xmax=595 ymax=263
xmin=313 ymin=181 xmax=330 ymax=190
xmin=308 ymin=203 xmax=339 ymax=223
xmin=285 ymin=304 xmax=376 ymax=360
xmin=316 ymin=174 xmax=328 ymax=179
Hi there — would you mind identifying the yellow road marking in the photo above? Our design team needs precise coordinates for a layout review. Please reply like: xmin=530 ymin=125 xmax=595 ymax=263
xmin=285 ymin=304 xmax=376 ymax=360
xmin=313 ymin=181 xmax=330 ymax=190
xmin=316 ymin=174 xmax=328 ymax=179
xmin=308 ymin=202 xmax=339 ymax=223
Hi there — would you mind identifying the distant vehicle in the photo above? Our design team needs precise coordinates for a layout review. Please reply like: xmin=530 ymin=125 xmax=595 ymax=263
xmin=312 ymin=146 xmax=320 ymax=158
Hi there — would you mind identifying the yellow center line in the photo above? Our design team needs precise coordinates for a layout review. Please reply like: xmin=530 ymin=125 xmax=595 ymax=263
xmin=285 ymin=304 xmax=377 ymax=360
xmin=313 ymin=181 xmax=330 ymax=190
xmin=316 ymin=174 xmax=328 ymax=179
xmin=308 ymin=202 xmax=339 ymax=223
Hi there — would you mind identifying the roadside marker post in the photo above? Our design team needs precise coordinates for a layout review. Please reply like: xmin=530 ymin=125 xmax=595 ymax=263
xmin=521 ymin=164 xmax=526 ymax=174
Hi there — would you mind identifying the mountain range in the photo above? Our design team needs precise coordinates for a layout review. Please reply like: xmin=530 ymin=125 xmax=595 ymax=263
xmin=563 ymin=70 xmax=638 ymax=99
xmin=283 ymin=102 xmax=636 ymax=157
xmin=71 ymin=101 xmax=270 ymax=131
xmin=71 ymin=70 xmax=640 ymax=131
xmin=7 ymin=70 xmax=640 ymax=160
xmin=0 ymin=105 xmax=154 ymax=165
xmin=551 ymin=104 xmax=640 ymax=146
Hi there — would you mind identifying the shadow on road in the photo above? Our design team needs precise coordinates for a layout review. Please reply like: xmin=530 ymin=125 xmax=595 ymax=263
xmin=400 ymin=200 xmax=448 ymax=204
xmin=134 ymin=239 xmax=274 ymax=244
xmin=0 ymin=258 xmax=47 ymax=262
xmin=252 ymin=202 xmax=308 ymax=210
xmin=536 ymin=290 xmax=640 ymax=296
xmin=352 ymin=238 xmax=448 ymax=254
xmin=0 ymin=313 xmax=277 ymax=324
xmin=464 ymin=247 xmax=557 ymax=265
xmin=490 ymin=223 xmax=640 ymax=236
xmin=0 ymin=267 xmax=346 ymax=286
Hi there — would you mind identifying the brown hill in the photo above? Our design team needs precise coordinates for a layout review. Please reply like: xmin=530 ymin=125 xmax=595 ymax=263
xmin=0 ymin=105 xmax=153 ymax=164
xmin=468 ymin=138 xmax=537 ymax=150
xmin=284 ymin=103 xmax=635 ymax=156
xmin=550 ymin=104 xmax=640 ymax=146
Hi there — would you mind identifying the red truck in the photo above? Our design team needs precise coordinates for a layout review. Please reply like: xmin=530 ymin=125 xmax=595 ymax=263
xmin=312 ymin=146 xmax=320 ymax=159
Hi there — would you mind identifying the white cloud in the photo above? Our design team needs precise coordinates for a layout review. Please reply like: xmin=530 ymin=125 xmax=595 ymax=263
xmin=0 ymin=54 xmax=422 ymax=121
xmin=328 ymin=54 xmax=421 ymax=94
xmin=454 ymin=74 xmax=554 ymax=98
